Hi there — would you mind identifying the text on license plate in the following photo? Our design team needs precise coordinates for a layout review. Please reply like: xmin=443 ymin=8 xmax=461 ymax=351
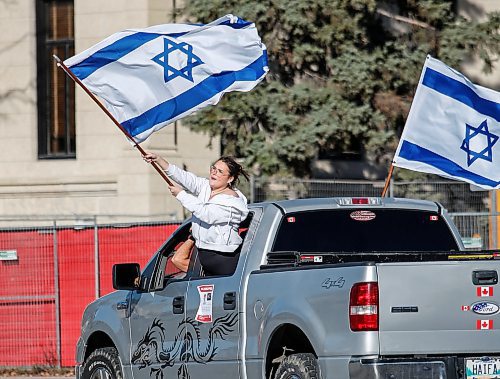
xmin=466 ymin=357 xmax=500 ymax=378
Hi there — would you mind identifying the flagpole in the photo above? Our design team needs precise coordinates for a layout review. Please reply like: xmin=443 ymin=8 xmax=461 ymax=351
xmin=53 ymin=55 xmax=173 ymax=186
xmin=381 ymin=164 xmax=394 ymax=198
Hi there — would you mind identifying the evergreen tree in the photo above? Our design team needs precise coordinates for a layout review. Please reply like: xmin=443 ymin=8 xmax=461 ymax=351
xmin=181 ymin=0 xmax=500 ymax=177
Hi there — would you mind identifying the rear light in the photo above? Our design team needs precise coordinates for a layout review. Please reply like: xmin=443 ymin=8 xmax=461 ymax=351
xmin=349 ymin=282 xmax=378 ymax=331
xmin=338 ymin=198 xmax=382 ymax=206
xmin=352 ymin=198 xmax=369 ymax=205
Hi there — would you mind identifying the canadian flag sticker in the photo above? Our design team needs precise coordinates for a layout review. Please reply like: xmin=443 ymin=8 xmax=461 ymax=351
xmin=461 ymin=305 xmax=470 ymax=311
xmin=476 ymin=320 xmax=494 ymax=330
xmin=477 ymin=286 xmax=494 ymax=297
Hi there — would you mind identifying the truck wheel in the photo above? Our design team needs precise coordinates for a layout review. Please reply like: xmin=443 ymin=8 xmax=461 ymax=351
xmin=274 ymin=353 xmax=319 ymax=379
xmin=81 ymin=347 xmax=123 ymax=379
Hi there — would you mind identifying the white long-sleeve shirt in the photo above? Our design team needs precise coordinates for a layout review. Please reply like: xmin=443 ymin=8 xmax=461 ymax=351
xmin=167 ymin=164 xmax=249 ymax=252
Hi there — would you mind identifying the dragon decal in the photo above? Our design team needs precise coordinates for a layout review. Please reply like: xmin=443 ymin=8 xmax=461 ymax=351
xmin=131 ymin=312 xmax=238 ymax=379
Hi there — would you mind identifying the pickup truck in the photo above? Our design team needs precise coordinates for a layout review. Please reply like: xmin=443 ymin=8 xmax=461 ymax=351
xmin=75 ymin=197 xmax=500 ymax=379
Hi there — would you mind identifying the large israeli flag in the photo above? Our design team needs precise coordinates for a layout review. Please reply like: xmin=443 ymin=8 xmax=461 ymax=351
xmin=393 ymin=55 xmax=500 ymax=189
xmin=64 ymin=14 xmax=268 ymax=143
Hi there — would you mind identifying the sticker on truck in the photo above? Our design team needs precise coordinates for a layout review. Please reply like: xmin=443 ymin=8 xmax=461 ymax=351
xmin=477 ymin=286 xmax=494 ymax=297
xmin=350 ymin=210 xmax=376 ymax=221
xmin=476 ymin=320 xmax=494 ymax=330
xmin=196 ymin=284 xmax=214 ymax=323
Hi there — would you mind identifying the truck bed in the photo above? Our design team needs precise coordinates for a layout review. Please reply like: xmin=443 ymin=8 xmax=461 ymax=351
xmin=263 ymin=250 xmax=500 ymax=268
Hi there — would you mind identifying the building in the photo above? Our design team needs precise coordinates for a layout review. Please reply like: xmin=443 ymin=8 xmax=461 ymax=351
xmin=0 ymin=0 xmax=219 ymax=226
xmin=0 ymin=0 xmax=498 ymax=226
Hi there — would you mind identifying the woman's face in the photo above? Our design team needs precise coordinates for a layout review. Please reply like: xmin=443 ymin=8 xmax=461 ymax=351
xmin=209 ymin=160 xmax=233 ymax=189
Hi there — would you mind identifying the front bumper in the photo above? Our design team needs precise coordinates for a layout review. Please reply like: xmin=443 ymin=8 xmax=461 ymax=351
xmin=349 ymin=357 xmax=457 ymax=379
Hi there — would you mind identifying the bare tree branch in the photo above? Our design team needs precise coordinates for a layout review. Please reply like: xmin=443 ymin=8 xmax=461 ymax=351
xmin=376 ymin=8 xmax=436 ymax=31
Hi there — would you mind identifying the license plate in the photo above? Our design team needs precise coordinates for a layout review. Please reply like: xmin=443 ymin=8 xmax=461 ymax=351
xmin=466 ymin=357 xmax=500 ymax=378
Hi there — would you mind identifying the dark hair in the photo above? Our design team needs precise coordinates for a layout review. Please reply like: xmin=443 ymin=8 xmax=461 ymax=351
xmin=216 ymin=156 xmax=249 ymax=188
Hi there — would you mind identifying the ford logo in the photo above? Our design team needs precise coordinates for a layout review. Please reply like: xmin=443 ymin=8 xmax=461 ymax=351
xmin=472 ymin=302 xmax=500 ymax=315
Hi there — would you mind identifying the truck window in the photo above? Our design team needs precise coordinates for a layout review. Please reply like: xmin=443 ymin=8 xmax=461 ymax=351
xmin=272 ymin=209 xmax=460 ymax=252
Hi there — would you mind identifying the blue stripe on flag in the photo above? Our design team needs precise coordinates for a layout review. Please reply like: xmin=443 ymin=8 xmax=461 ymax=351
xmin=173 ymin=20 xmax=252 ymax=28
xmin=398 ymin=140 xmax=499 ymax=187
xmin=422 ymin=67 xmax=500 ymax=122
xmin=70 ymin=31 xmax=187 ymax=80
xmin=122 ymin=55 xmax=267 ymax=137
xmin=219 ymin=19 xmax=253 ymax=28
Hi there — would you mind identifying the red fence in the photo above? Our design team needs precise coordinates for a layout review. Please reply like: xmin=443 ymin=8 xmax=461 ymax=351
xmin=0 ymin=222 xmax=179 ymax=367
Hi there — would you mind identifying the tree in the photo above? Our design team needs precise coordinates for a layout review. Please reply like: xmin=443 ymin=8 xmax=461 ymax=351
xmin=181 ymin=0 xmax=500 ymax=177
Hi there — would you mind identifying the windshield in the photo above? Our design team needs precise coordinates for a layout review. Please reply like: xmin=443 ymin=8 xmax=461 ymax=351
xmin=272 ymin=209 xmax=460 ymax=252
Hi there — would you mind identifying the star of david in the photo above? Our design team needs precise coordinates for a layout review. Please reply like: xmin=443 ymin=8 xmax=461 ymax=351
xmin=152 ymin=37 xmax=203 ymax=83
xmin=460 ymin=119 xmax=499 ymax=166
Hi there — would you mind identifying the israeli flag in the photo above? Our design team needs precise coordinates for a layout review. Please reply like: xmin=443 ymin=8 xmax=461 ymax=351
xmin=393 ymin=56 xmax=500 ymax=190
xmin=64 ymin=14 xmax=268 ymax=143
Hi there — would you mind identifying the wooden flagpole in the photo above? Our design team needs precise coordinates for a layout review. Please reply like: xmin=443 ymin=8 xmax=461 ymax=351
xmin=53 ymin=55 xmax=173 ymax=186
xmin=381 ymin=164 xmax=394 ymax=198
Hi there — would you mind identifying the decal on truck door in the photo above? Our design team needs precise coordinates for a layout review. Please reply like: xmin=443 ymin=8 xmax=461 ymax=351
xmin=195 ymin=284 xmax=214 ymax=323
xmin=131 ymin=313 xmax=238 ymax=379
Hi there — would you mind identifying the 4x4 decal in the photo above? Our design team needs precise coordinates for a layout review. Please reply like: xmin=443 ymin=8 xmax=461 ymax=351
xmin=131 ymin=312 xmax=238 ymax=379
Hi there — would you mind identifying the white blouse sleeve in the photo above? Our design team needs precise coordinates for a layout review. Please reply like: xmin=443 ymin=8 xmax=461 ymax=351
xmin=176 ymin=191 xmax=246 ymax=224
xmin=166 ymin=164 xmax=208 ymax=196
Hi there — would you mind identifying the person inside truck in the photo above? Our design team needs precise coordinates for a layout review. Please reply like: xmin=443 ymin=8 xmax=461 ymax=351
xmin=170 ymin=234 xmax=195 ymax=272
xmin=142 ymin=152 xmax=249 ymax=276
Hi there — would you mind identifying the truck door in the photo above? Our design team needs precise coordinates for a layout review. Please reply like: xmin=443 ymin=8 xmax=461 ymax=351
xmin=127 ymin=224 xmax=193 ymax=379
xmin=129 ymin=279 xmax=188 ymax=379
xmin=180 ymin=216 xmax=253 ymax=378
xmin=378 ymin=261 xmax=500 ymax=355
xmin=182 ymin=265 xmax=242 ymax=377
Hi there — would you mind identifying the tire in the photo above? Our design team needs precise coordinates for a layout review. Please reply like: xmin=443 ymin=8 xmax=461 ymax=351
xmin=274 ymin=353 xmax=319 ymax=379
xmin=81 ymin=347 xmax=123 ymax=379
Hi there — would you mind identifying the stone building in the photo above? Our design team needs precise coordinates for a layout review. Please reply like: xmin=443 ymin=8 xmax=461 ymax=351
xmin=0 ymin=0 xmax=497 ymax=226
xmin=0 ymin=0 xmax=219 ymax=226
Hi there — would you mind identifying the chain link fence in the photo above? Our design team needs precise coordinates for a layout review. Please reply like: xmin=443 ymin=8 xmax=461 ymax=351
xmin=0 ymin=220 xmax=180 ymax=368
xmin=247 ymin=178 xmax=498 ymax=249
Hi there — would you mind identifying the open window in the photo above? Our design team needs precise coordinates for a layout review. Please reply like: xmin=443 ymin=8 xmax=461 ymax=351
xmin=192 ymin=212 xmax=254 ymax=278
xmin=151 ymin=212 xmax=254 ymax=287
xmin=162 ymin=224 xmax=194 ymax=279
xmin=144 ymin=222 xmax=193 ymax=290
xmin=235 ymin=212 xmax=253 ymax=252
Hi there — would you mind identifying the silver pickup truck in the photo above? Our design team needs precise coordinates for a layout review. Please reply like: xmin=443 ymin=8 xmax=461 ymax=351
xmin=75 ymin=197 xmax=500 ymax=379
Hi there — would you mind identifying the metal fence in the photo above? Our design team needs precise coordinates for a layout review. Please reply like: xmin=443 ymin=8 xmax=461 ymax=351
xmin=247 ymin=178 xmax=498 ymax=249
xmin=248 ymin=178 xmax=492 ymax=212
xmin=0 ymin=179 xmax=498 ymax=368
xmin=0 ymin=221 xmax=180 ymax=368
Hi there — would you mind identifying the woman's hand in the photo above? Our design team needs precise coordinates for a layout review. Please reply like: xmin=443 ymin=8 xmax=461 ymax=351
xmin=168 ymin=183 xmax=183 ymax=197
xmin=142 ymin=151 xmax=169 ymax=171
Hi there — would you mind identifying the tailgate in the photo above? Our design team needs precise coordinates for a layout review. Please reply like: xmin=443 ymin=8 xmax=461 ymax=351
xmin=378 ymin=260 xmax=500 ymax=355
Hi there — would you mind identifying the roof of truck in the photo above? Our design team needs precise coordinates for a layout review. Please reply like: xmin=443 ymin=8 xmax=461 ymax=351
xmin=249 ymin=197 xmax=441 ymax=213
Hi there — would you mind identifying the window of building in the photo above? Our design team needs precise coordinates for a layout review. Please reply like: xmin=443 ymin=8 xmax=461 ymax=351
xmin=36 ymin=0 xmax=75 ymax=159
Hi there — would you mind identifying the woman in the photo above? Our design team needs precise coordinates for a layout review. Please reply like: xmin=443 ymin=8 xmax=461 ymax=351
xmin=143 ymin=152 xmax=250 ymax=276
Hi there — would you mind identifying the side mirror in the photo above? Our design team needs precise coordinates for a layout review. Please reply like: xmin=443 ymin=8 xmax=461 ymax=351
xmin=113 ymin=263 xmax=140 ymax=290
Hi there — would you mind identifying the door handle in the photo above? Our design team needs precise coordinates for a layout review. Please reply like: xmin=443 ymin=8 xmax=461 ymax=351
xmin=116 ymin=301 xmax=129 ymax=310
xmin=173 ymin=296 xmax=184 ymax=314
xmin=473 ymin=270 xmax=498 ymax=285
xmin=224 ymin=292 xmax=237 ymax=310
